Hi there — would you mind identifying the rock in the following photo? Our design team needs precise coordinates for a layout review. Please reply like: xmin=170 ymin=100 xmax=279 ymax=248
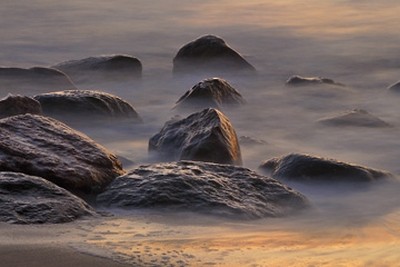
xmin=149 ymin=108 xmax=242 ymax=165
xmin=97 ymin=161 xmax=309 ymax=219
xmin=318 ymin=109 xmax=391 ymax=128
xmin=286 ymin=75 xmax=345 ymax=87
xmin=173 ymin=77 xmax=246 ymax=111
xmin=0 ymin=114 xmax=125 ymax=194
xmin=0 ymin=172 xmax=96 ymax=224
xmin=0 ymin=67 xmax=76 ymax=94
xmin=259 ymin=153 xmax=392 ymax=183
xmin=388 ymin=80 xmax=400 ymax=92
xmin=0 ymin=94 xmax=42 ymax=119
xmin=173 ymin=35 xmax=256 ymax=75
xmin=52 ymin=55 xmax=142 ymax=83
xmin=34 ymin=90 xmax=142 ymax=122
xmin=239 ymin=136 xmax=267 ymax=146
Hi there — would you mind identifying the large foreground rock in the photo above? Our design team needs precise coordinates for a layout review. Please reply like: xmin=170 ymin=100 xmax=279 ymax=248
xmin=0 ymin=94 xmax=42 ymax=119
xmin=0 ymin=67 xmax=75 ymax=94
xmin=97 ymin=161 xmax=309 ymax=219
xmin=0 ymin=172 xmax=96 ymax=224
xmin=260 ymin=153 xmax=392 ymax=183
xmin=0 ymin=114 xmax=125 ymax=193
xmin=173 ymin=78 xmax=245 ymax=111
xmin=318 ymin=109 xmax=391 ymax=128
xmin=34 ymin=90 xmax=142 ymax=122
xmin=173 ymin=35 xmax=256 ymax=75
xmin=286 ymin=75 xmax=345 ymax=87
xmin=149 ymin=108 xmax=242 ymax=165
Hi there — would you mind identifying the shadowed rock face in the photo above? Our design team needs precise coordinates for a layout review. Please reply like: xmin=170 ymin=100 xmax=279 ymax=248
xmin=388 ymin=80 xmax=400 ymax=92
xmin=34 ymin=90 xmax=142 ymax=122
xmin=259 ymin=153 xmax=392 ymax=183
xmin=318 ymin=109 xmax=391 ymax=128
xmin=97 ymin=161 xmax=309 ymax=219
xmin=173 ymin=35 xmax=256 ymax=75
xmin=286 ymin=75 xmax=345 ymax=87
xmin=52 ymin=55 xmax=142 ymax=83
xmin=149 ymin=108 xmax=242 ymax=165
xmin=174 ymin=78 xmax=246 ymax=111
xmin=0 ymin=67 xmax=76 ymax=94
xmin=0 ymin=94 xmax=42 ymax=119
xmin=0 ymin=172 xmax=96 ymax=224
xmin=0 ymin=114 xmax=125 ymax=194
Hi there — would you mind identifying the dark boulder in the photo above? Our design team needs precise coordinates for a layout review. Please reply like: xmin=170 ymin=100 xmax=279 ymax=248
xmin=173 ymin=35 xmax=256 ymax=75
xmin=173 ymin=77 xmax=246 ymax=111
xmin=97 ymin=161 xmax=309 ymax=219
xmin=149 ymin=108 xmax=242 ymax=165
xmin=259 ymin=153 xmax=392 ymax=183
xmin=0 ymin=172 xmax=96 ymax=224
xmin=318 ymin=109 xmax=391 ymax=128
xmin=286 ymin=75 xmax=345 ymax=87
xmin=34 ymin=90 xmax=142 ymax=122
xmin=0 ymin=114 xmax=125 ymax=194
xmin=0 ymin=94 xmax=42 ymax=119
xmin=388 ymin=80 xmax=400 ymax=92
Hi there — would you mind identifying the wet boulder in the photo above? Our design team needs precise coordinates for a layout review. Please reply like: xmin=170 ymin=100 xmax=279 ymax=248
xmin=52 ymin=55 xmax=142 ymax=84
xmin=0 ymin=172 xmax=96 ymax=224
xmin=173 ymin=35 xmax=256 ymax=75
xmin=318 ymin=109 xmax=391 ymax=128
xmin=259 ymin=153 xmax=392 ymax=183
xmin=0 ymin=114 xmax=125 ymax=194
xmin=0 ymin=67 xmax=76 ymax=94
xmin=149 ymin=108 xmax=242 ymax=165
xmin=97 ymin=161 xmax=309 ymax=219
xmin=286 ymin=75 xmax=345 ymax=87
xmin=34 ymin=90 xmax=142 ymax=122
xmin=0 ymin=94 xmax=42 ymax=119
xmin=173 ymin=77 xmax=246 ymax=111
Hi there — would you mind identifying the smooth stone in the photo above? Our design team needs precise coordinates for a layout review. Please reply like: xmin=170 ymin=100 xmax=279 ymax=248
xmin=286 ymin=75 xmax=345 ymax=87
xmin=318 ymin=109 xmax=391 ymax=128
xmin=0 ymin=94 xmax=42 ymax=119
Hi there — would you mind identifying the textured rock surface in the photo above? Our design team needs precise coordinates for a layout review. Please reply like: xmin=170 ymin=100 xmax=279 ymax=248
xmin=0 ymin=94 xmax=42 ymax=119
xmin=149 ymin=108 xmax=242 ymax=165
xmin=0 ymin=172 xmax=96 ymax=224
xmin=34 ymin=90 xmax=142 ymax=121
xmin=174 ymin=78 xmax=246 ymax=111
xmin=0 ymin=114 xmax=125 ymax=193
xmin=286 ymin=75 xmax=345 ymax=87
xmin=173 ymin=35 xmax=256 ymax=74
xmin=318 ymin=109 xmax=391 ymax=128
xmin=260 ymin=153 xmax=392 ymax=182
xmin=97 ymin=161 xmax=309 ymax=219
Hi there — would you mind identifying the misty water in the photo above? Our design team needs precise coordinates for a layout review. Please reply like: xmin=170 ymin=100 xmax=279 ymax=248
xmin=1 ymin=0 xmax=400 ymax=266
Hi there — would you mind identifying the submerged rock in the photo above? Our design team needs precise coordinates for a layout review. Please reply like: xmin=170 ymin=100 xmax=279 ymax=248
xmin=97 ymin=161 xmax=309 ymax=219
xmin=173 ymin=77 xmax=246 ymax=111
xmin=259 ymin=153 xmax=392 ymax=183
xmin=52 ymin=55 xmax=142 ymax=83
xmin=0 ymin=172 xmax=96 ymax=224
xmin=34 ymin=90 xmax=142 ymax=122
xmin=173 ymin=35 xmax=256 ymax=75
xmin=388 ymin=80 xmax=400 ymax=92
xmin=149 ymin=108 xmax=242 ymax=165
xmin=286 ymin=75 xmax=345 ymax=87
xmin=0 ymin=94 xmax=42 ymax=119
xmin=0 ymin=67 xmax=75 ymax=94
xmin=0 ymin=114 xmax=125 ymax=194
xmin=318 ymin=109 xmax=391 ymax=128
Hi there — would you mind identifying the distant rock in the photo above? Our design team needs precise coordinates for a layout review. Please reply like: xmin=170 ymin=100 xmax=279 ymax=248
xmin=0 ymin=67 xmax=76 ymax=94
xmin=173 ymin=77 xmax=245 ymax=111
xmin=0 ymin=94 xmax=42 ymax=119
xmin=97 ymin=161 xmax=309 ymax=219
xmin=52 ymin=55 xmax=142 ymax=83
xmin=387 ymin=80 xmax=400 ymax=92
xmin=149 ymin=108 xmax=242 ymax=165
xmin=34 ymin=90 xmax=142 ymax=122
xmin=0 ymin=114 xmax=125 ymax=194
xmin=173 ymin=35 xmax=256 ymax=75
xmin=259 ymin=153 xmax=392 ymax=183
xmin=318 ymin=109 xmax=391 ymax=128
xmin=0 ymin=172 xmax=96 ymax=224
xmin=239 ymin=136 xmax=267 ymax=146
xmin=286 ymin=75 xmax=345 ymax=87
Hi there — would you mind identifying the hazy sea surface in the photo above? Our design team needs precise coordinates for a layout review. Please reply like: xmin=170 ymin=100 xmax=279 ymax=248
xmin=1 ymin=0 xmax=400 ymax=266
